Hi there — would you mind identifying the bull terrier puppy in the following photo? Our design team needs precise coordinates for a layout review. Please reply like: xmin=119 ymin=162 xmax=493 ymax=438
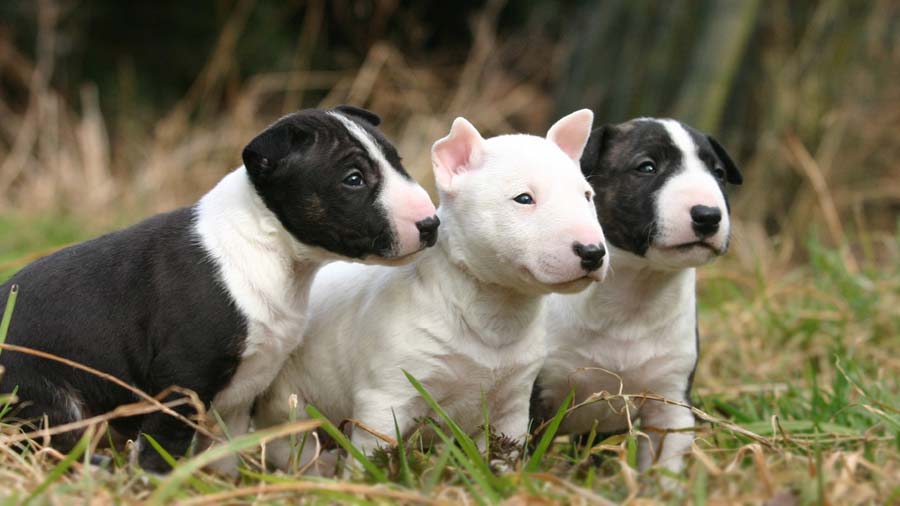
xmin=0 ymin=106 xmax=438 ymax=473
xmin=255 ymin=110 xmax=608 ymax=473
xmin=532 ymin=118 xmax=742 ymax=475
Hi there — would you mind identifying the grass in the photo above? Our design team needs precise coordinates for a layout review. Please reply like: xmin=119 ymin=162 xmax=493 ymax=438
xmin=0 ymin=222 xmax=898 ymax=505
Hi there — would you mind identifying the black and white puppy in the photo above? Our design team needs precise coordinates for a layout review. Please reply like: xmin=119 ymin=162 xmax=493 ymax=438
xmin=532 ymin=118 xmax=742 ymax=474
xmin=0 ymin=105 xmax=438 ymax=473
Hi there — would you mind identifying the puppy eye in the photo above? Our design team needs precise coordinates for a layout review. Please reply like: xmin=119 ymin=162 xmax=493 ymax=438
xmin=513 ymin=193 xmax=535 ymax=205
xmin=342 ymin=170 xmax=365 ymax=187
xmin=712 ymin=167 xmax=727 ymax=181
xmin=584 ymin=191 xmax=593 ymax=202
xmin=634 ymin=161 xmax=656 ymax=175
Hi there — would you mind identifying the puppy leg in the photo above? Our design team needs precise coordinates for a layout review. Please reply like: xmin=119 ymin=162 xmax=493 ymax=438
xmin=479 ymin=373 xmax=536 ymax=471
xmin=254 ymin=385 xmax=322 ymax=473
xmin=485 ymin=388 xmax=532 ymax=447
xmin=203 ymin=405 xmax=252 ymax=477
xmin=637 ymin=398 xmax=694 ymax=473
xmin=4 ymin=370 xmax=84 ymax=454
xmin=347 ymin=389 xmax=421 ymax=477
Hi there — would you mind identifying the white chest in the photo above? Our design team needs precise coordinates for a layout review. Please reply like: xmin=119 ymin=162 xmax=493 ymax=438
xmin=540 ymin=273 xmax=698 ymax=434
xmin=213 ymin=315 xmax=309 ymax=413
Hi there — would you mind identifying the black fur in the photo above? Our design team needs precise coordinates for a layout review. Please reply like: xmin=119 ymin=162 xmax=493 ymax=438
xmin=244 ymin=107 xmax=414 ymax=259
xmin=529 ymin=119 xmax=742 ymax=448
xmin=0 ymin=106 xmax=413 ymax=472
xmin=581 ymin=119 xmax=742 ymax=256
xmin=0 ymin=208 xmax=244 ymax=471
xmin=334 ymin=104 xmax=382 ymax=126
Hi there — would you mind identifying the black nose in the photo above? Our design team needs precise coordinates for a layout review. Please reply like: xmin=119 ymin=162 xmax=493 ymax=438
xmin=415 ymin=215 xmax=440 ymax=247
xmin=573 ymin=242 xmax=606 ymax=272
xmin=690 ymin=205 xmax=721 ymax=237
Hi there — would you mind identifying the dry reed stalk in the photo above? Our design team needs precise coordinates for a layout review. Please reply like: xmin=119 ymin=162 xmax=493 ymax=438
xmin=783 ymin=134 xmax=858 ymax=273
xmin=0 ymin=343 xmax=216 ymax=440
xmin=0 ymin=0 xmax=57 ymax=191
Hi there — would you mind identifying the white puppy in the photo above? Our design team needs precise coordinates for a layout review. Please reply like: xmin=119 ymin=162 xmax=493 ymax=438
xmin=255 ymin=110 xmax=608 ymax=472
xmin=532 ymin=118 xmax=743 ymax=474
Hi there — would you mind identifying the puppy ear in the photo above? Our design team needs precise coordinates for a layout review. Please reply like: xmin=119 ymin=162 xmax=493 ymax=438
xmin=707 ymin=135 xmax=742 ymax=185
xmin=580 ymin=125 xmax=617 ymax=177
xmin=334 ymin=105 xmax=382 ymax=126
xmin=242 ymin=121 xmax=309 ymax=178
xmin=581 ymin=125 xmax=618 ymax=177
xmin=432 ymin=117 xmax=484 ymax=192
xmin=547 ymin=109 xmax=594 ymax=161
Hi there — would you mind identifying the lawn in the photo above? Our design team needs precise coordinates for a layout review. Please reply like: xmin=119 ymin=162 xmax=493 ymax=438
xmin=0 ymin=218 xmax=897 ymax=505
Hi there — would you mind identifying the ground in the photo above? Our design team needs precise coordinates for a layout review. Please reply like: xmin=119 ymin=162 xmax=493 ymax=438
xmin=0 ymin=216 xmax=897 ymax=505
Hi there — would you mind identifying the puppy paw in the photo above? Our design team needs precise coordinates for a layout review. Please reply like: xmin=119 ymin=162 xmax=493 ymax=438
xmin=204 ymin=452 xmax=241 ymax=478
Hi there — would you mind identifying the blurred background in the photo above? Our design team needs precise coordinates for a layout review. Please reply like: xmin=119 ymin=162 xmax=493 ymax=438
xmin=0 ymin=0 xmax=898 ymax=273
xmin=1 ymin=4 xmax=898 ymax=499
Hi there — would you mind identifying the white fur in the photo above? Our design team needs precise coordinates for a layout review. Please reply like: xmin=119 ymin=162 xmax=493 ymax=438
xmin=539 ymin=251 xmax=697 ymax=473
xmin=193 ymin=168 xmax=327 ymax=471
xmin=646 ymin=120 xmax=731 ymax=270
xmin=194 ymin=160 xmax=431 ymax=474
xmin=538 ymin=119 xmax=734 ymax=475
xmin=256 ymin=111 xmax=606 ymax=472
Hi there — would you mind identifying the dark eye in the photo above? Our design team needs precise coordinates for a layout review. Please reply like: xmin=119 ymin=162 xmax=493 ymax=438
xmin=343 ymin=171 xmax=365 ymax=187
xmin=513 ymin=193 xmax=535 ymax=205
xmin=585 ymin=191 xmax=592 ymax=202
xmin=712 ymin=167 xmax=726 ymax=181
xmin=634 ymin=161 xmax=656 ymax=175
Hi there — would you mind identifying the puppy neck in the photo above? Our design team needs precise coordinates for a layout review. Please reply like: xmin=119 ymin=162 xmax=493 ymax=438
xmin=420 ymin=219 xmax=545 ymax=349
xmin=197 ymin=168 xmax=325 ymax=265
xmin=576 ymin=245 xmax=695 ymax=327
xmin=194 ymin=168 xmax=327 ymax=321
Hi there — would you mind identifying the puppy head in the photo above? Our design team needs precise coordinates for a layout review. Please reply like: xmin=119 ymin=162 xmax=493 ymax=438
xmin=432 ymin=110 xmax=607 ymax=295
xmin=582 ymin=118 xmax=742 ymax=271
xmin=243 ymin=105 xmax=438 ymax=263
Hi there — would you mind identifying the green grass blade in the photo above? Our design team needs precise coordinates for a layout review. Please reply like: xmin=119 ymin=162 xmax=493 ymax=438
xmin=150 ymin=419 xmax=320 ymax=505
xmin=693 ymin=463 xmax=708 ymax=506
xmin=526 ymin=389 xmax=573 ymax=473
xmin=579 ymin=419 xmax=599 ymax=463
xmin=305 ymin=404 xmax=387 ymax=483
xmin=423 ymin=419 xmax=495 ymax=505
xmin=481 ymin=388 xmax=491 ymax=461
xmin=142 ymin=434 xmax=213 ymax=493
xmin=423 ymin=442 xmax=453 ymax=495
xmin=141 ymin=433 xmax=178 ymax=470
xmin=392 ymin=409 xmax=414 ymax=488
xmin=25 ymin=431 xmax=90 ymax=504
xmin=0 ymin=385 xmax=18 ymax=420
xmin=402 ymin=370 xmax=498 ymax=490
xmin=0 ymin=284 xmax=19 ymax=356
xmin=626 ymin=432 xmax=638 ymax=469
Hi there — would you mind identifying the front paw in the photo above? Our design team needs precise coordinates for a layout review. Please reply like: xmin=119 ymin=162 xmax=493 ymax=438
xmin=204 ymin=452 xmax=241 ymax=478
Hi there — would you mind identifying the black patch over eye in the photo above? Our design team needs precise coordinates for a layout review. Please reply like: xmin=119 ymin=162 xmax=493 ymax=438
xmin=634 ymin=161 xmax=656 ymax=175
xmin=712 ymin=166 xmax=727 ymax=181
xmin=513 ymin=193 xmax=535 ymax=205
xmin=343 ymin=170 xmax=365 ymax=187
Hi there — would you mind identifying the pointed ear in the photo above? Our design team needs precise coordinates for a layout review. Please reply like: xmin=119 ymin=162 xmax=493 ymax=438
xmin=547 ymin=109 xmax=594 ymax=161
xmin=580 ymin=124 xmax=617 ymax=177
xmin=334 ymin=104 xmax=381 ymax=126
xmin=707 ymin=135 xmax=742 ymax=185
xmin=242 ymin=121 xmax=310 ymax=178
xmin=431 ymin=117 xmax=484 ymax=192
